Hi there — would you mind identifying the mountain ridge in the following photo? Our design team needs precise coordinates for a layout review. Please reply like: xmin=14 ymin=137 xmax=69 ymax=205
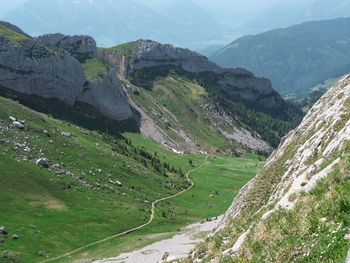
xmin=211 ymin=17 xmax=350 ymax=99
xmin=0 ymin=22 xmax=303 ymax=155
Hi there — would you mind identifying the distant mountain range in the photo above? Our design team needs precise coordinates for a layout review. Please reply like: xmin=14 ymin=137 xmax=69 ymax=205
xmin=1 ymin=0 xmax=223 ymax=49
xmin=2 ymin=0 xmax=350 ymax=50
xmin=211 ymin=17 xmax=350 ymax=99
xmin=245 ymin=0 xmax=350 ymax=33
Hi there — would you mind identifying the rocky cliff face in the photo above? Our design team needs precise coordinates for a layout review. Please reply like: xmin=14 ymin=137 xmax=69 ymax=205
xmin=0 ymin=34 xmax=86 ymax=106
xmin=103 ymin=40 xmax=282 ymax=109
xmin=76 ymin=70 xmax=134 ymax=121
xmin=0 ymin=22 xmax=134 ymax=122
xmin=131 ymin=40 xmax=224 ymax=74
xmin=186 ymin=75 xmax=350 ymax=262
xmin=37 ymin=33 xmax=98 ymax=63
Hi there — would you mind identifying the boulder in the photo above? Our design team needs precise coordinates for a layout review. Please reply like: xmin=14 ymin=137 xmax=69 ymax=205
xmin=61 ymin=132 xmax=72 ymax=137
xmin=0 ymin=226 xmax=7 ymax=235
xmin=36 ymin=158 xmax=49 ymax=168
xmin=12 ymin=121 xmax=24 ymax=129
xmin=43 ymin=130 xmax=50 ymax=137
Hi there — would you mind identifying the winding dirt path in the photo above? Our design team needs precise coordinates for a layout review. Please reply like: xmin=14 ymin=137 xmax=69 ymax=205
xmin=41 ymin=156 xmax=208 ymax=263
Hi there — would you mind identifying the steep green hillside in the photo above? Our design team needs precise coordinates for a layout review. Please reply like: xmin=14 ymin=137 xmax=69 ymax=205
xmin=0 ymin=96 xmax=265 ymax=262
xmin=126 ymin=65 xmax=302 ymax=150
xmin=211 ymin=17 xmax=350 ymax=99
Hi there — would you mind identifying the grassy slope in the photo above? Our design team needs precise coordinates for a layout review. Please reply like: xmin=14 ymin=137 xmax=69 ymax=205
xmin=109 ymin=41 xmax=140 ymax=58
xmin=0 ymin=24 xmax=29 ymax=46
xmin=0 ymin=96 xmax=265 ymax=262
xmin=0 ymin=96 xmax=189 ymax=262
xmin=82 ymin=59 xmax=110 ymax=82
xmin=125 ymin=74 xmax=237 ymax=153
xmin=52 ymin=153 xmax=265 ymax=263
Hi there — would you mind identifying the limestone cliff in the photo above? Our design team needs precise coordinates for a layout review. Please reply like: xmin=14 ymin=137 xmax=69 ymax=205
xmin=0 ymin=34 xmax=86 ymax=106
xmin=103 ymin=40 xmax=282 ymax=109
xmin=76 ymin=70 xmax=134 ymax=121
xmin=0 ymin=22 xmax=134 ymax=122
xmin=37 ymin=33 xmax=98 ymax=63
xmin=185 ymin=75 xmax=350 ymax=262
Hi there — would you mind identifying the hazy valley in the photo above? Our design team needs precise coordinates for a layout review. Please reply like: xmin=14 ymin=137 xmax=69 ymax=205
xmin=0 ymin=1 xmax=350 ymax=262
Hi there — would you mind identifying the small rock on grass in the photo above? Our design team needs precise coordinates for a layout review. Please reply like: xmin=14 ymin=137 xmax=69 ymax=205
xmin=13 ymin=121 xmax=24 ymax=129
xmin=43 ymin=130 xmax=50 ymax=137
xmin=36 ymin=158 xmax=49 ymax=168
xmin=61 ymin=132 xmax=72 ymax=137
xmin=0 ymin=226 xmax=7 ymax=235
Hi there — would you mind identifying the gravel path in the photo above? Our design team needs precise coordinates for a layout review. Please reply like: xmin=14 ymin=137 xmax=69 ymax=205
xmin=94 ymin=216 xmax=222 ymax=263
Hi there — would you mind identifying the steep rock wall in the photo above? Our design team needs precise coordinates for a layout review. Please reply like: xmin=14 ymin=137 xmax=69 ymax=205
xmin=0 ymin=22 xmax=134 ymax=123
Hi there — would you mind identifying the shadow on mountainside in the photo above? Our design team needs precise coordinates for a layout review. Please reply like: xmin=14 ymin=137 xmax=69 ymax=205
xmin=0 ymin=86 xmax=141 ymax=138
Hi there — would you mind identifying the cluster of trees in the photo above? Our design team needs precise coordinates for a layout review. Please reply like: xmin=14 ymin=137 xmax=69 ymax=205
xmin=292 ymin=90 xmax=325 ymax=113
xmin=207 ymin=88 xmax=303 ymax=148
xmin=104 ymin=135 xmax=184 ymax=177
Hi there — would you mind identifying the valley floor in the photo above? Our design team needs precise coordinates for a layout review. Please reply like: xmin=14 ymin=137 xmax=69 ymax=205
xmin=0 ymin=96 xmax=265 ymax=263
xmin=95 ymin=215 xmax=223 ymax=263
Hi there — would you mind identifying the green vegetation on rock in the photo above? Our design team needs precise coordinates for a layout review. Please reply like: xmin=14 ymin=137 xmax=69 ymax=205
xmin=0 ymin=24 xmax=29 ymax=46
xmin=109 ymin=41 xmax=140 ymax=58
xmin=82 ymin=58 xmax=110 ymax=82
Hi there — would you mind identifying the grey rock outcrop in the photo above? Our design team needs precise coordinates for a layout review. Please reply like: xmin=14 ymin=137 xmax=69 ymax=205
xmin=103 ymin=40 xmax=282 ymax=109
xmin=37 ymin=33 xmax=98 ymax=63
xmin=132 ymin=40 xmax=223 ymax=74
xmin=0 ymin=22 xmax=135 ymax=123
xmin=216 ymin=74 xmax=282 ymax=108
xmin=77 ymin=70 xmax=133 ymax=121
xmin=12 ymin=121 xmax=24 ymax=129
xmin=101 ymin=49 xmax=129 ymax=78
xmin=0 ymin=35 xmax=86 ymax=106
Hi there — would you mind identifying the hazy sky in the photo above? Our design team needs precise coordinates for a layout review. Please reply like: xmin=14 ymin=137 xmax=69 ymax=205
xmin=1 ymin=0 xmax=349 ymax=49
xmin=0 ymin=0 xmax=294 ymax=20
xmin=0 ymin=0 xmax=343 ymax=24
